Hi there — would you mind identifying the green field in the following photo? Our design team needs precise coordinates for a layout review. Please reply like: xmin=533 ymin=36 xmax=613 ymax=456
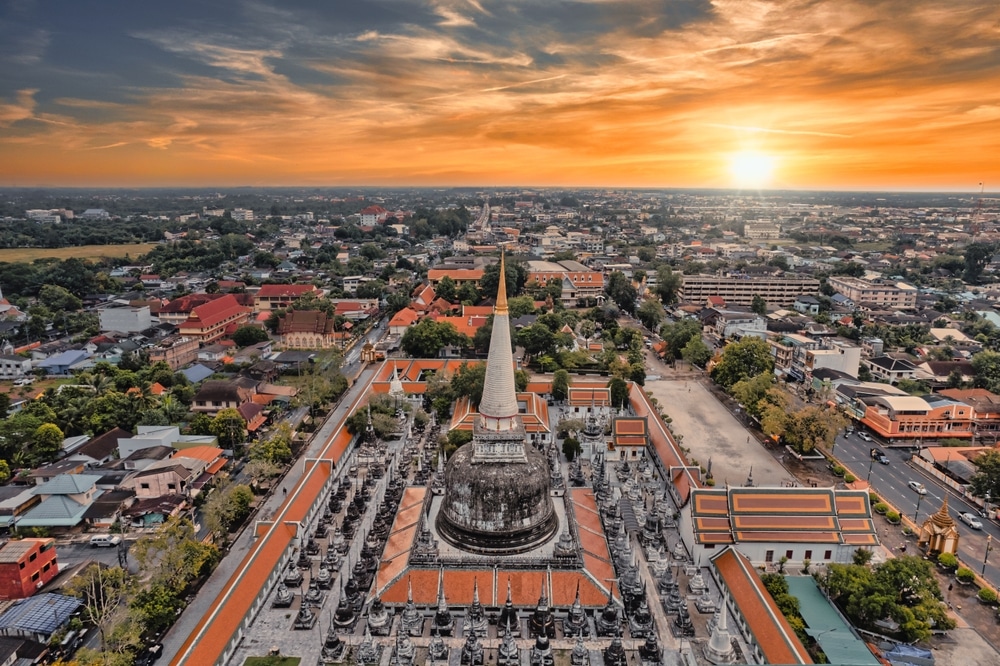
xmin=0 ymin=243 xmax=158 ymax=263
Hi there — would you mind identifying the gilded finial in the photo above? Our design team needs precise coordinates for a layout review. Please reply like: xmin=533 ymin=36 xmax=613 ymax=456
xmin=495 ymin=248 xmax=509 ymax=315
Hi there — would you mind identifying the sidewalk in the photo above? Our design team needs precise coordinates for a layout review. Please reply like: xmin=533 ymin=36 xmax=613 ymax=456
xmin=161 ymin=365 xmax=376 ymax=663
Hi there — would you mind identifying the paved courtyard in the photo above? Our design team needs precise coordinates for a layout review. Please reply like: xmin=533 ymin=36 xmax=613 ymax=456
xmin=643 ymin=369 xmax=796 ymax=488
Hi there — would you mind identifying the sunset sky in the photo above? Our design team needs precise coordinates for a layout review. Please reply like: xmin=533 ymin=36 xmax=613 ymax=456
xmin=2 ymin=0 xmax=999 ymax=190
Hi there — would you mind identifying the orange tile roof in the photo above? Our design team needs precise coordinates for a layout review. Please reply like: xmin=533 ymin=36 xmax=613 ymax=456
xmin=427 ymin=268 xmax=484 ymax=281
xmin=256 ymin=283 xmax=316 ymax=298
xmin=173 ymin=445 xmax=224 ymax=464
xmin=389 ymin=307 xmax=420 ymax=327
xmin=711 ymin=548 xmax=813 ymax=665
xmin=205 ymin=458 xmax=228 ymax=475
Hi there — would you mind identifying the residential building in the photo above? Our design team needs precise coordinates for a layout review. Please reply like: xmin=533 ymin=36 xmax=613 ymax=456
xmin=191 ymin=378 xmax=258 ymax=414
xmin=939 ymin=388 xmax=1000 ymax=444
xmin=804 ymin=339 xmax=862 ymax=379
xmin=124 ymin=464 xmax=191 ymax=499
xmin=388 ymin=307 xmax=420 ymax=336
xmin=117 ymin=426 xmax=218 ymax=459
xmin=178 ymin=294 xmax=252 ymax=344
xmin=98 ymin=306 xmax=152 ymax=334
xmin=859 ymin=394 xmax=973 ymax=444
xmin=714 ymin=311 xmax=767 ymax=340
xmin=254 ymin=284 xmax=318 ymax=311
xmin=792 ymin=295 xmax=820 ymax=315
xmin=0 ymin=355 xmax=31 ymax=380
xmin=230 ymin=208 xmax=254 ymax=221
xmin=0 ymin=592 xmax=80 ymax=643
xmin=16 ymin=475 xmax=102 ymax=529
xmin=147 ymin=336 xmax=199 ymax=370
xmin=826 ymin=276 xmax=917 ymax=309
xmin=35 ymin=349 xmax=90 ymax=376
xmin=679 ymin=274 xmax=820 ymax=307
xmin=743 ymin=221 xmax=781 ymax=240
xmin=0 ymin=539 xmax=59 ymax=600
xmin=359 ymin=205 xmax=389 ymax=225
xmin=865 ymin=355 xmax=918 ymax=383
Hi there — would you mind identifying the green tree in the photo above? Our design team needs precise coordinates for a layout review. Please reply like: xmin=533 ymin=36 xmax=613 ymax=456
xmin=457 ymin=281 xmax=481 ymax=304
xmin=515 ymin=369 xmax=529 ymax=392
xmin=130 ymin=582 xmax=183 ymax=635
xmin=969 ymin=449 xmax=1000 ymax=499
xmin=210 ymin=408 xmax=247 ymax=454
xmin=562 ymin=436 xmax=582 ymax=461
xmin=783 ymin=405 xmax=848 ymax=455
xmin=435 ymin=276 xmax=457 ymax=303
xmin=32 ymin=422 xmax=64 ymax=466
xmin=248 ymin=423 xmax=293 ymax=464
xmin=450 ymin=362 xmax=487 ymax=406
xmin=38 ymin=284 xmax=83 ymax=312
xmin=401 ymin=318 xmax=468 ymax=358
xmin=636 ymin=299 xmax=665 ymax=332
xmin=711 ymin=337 xmax=774 ymax=390
xmin=0 ymin=392 xmax=8 ymax=420
xmin=132 ymin=517 xmax=218 ymax=593
xmin=518 ymin=324 xmax=557 ymax=358
xmin=660 ymin=319 xmax=702 ymax=359
xmin=605 ymin=271 xmax=638 ymax=314
xmin=65 ymin=564 xmax=133 ymax=656
xmin=963 ymin=242 xmax=995 ymax=283
xmin=551 ymin=369 xmax=571 ymax=402
xmin=680 ymin=336 xmax=712 ymax=367
xmin=751 ymin=294 xmax=767 ymax=315
xmin=654 ymin=265 xmax=682 ymax=305
xmin=231 ymin=325 xmax=270 ymax=347
xmin=608 ymin=377 xmax=629 ymax=409
xmin=507 ymin=295 xmax=536 ymax=318
xmin=480 ymin=258 xmax=528 ymax=299
xmin=731 ymin=372 xmax=777 ymax=418
xmin=972 ymin=350 xmax=1000 ymax=393
xmin=203 ymin=482 xmax=254 ymax=541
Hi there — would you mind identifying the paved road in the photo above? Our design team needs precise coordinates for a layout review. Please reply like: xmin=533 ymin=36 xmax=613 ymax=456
xmin=833 ymin=432 xmax=1000 ymax=584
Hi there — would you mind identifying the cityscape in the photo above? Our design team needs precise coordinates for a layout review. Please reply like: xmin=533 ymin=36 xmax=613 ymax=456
xmin=3 ymin=2 xmax=1000 ymax=666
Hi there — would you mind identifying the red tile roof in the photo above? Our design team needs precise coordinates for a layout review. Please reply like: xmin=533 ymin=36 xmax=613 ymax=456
xmin=256 ymin=284 xmax=316 ymax=298
xmin=181 ymin=294 xmax=251 ymax=330
xmin=711 ymin=547 xmax=813 ymax=664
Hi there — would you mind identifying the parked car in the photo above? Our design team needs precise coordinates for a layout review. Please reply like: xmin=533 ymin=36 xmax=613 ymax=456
xmin=89 ymin=534 xmax=122 ymax=547
xmin=959 ymin=512 xmax=983 ymax=529
xmin=907 ymin=481 xmax=928 ymax=495
xmin=869 ymin=448 xmax=890 ymax=464
xmin=858 ymin=431 xmax=873 ymax=442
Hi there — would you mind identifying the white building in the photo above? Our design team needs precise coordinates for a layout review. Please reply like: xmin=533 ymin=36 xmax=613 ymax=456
xmin=231 ymin=208 xmax=254 ymax=222
xmin=0 ymin=354 xmax=31 ymax=380
xmin=98 ymin=306 xmax=152 ymax=334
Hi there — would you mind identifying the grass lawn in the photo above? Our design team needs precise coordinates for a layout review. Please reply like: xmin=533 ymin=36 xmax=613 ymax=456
xmin=0 ymin=243 xmax=158 ymax=263
xmin=243 ymin=658 xmax=301 ymax=666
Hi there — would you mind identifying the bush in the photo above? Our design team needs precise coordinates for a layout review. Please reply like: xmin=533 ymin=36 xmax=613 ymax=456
xmin=885 ymin=511 xmax=901 ymax=524
xmin=978 ymin=587 xmax=997 ymax=603
xmin=843 ymin=473 xmax=857 ymax=483
xmin=938 ymin=552 xmax=959 ymax=569
xmin=957 ymin=567 xmax=976 ymax=584
xmin=902 ymin=525 xmax=914 ymax=536
xmin=869 ymin=491 xmax=879 ymax=505
xmin=706 ymin=478 xmax=716 ymax=486
xmin=831 ymin=465 xmax=846 ymax=477
xmin=874 ymin=502 xmax=889 ymax=515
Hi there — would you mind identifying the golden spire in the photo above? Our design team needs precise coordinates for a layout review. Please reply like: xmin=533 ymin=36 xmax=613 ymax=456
xmin=494 ymin=249 xmax=509 ymax=316
xmin=929 ymin=494 xmax=955 ymax=528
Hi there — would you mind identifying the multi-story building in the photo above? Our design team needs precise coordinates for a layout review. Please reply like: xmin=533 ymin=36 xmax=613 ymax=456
xmin=938 ymin=388 xmax=1000 ymax=444
xmin=0 ymin=538 xmax=59 ymax=599
xmin=859 ymin=394 xmax=973 ymax=444
xmin=865 ymin=355 xmax=918 ymax=384
xmin=98 ymin=306 xmax=152 ymax=334
xmin=147 ymin=336 xmax=199 ymax=370
xmin=743 ymin=221 xmax=781 ymax=240
xmin=679 ymin=274 xmax=820 ymax=307
xmin=254 ymin=284 xmax=319 ymax=311
xmin=0 ymin=354 xmax=31 ymax=380
xmin=827 ymin=276 xmax=917 ymax=309
xmin=177 ymin=294 xmax=252 ymax=344
xmin=426 ymin=268 xmax=484 ymax=287
xmin=230 ymin=208 xmax=254 ymax=221
xmin=804 ymin=339 xmax=862 ymax=379
xmin=714 ymin=311 xmax=767 ymax=340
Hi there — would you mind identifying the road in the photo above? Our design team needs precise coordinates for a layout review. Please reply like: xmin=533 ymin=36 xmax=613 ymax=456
xmin=832 ymin=432 xmax=1000 ymax=584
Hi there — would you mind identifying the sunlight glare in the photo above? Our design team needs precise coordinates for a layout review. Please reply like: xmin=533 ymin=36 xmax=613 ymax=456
xmin=729 ymin=151 xmax=776 ymax=189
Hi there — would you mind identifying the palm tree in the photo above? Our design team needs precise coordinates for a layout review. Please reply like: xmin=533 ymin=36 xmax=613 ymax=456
xmin=160 ymin=394 xmax=189 ymax=424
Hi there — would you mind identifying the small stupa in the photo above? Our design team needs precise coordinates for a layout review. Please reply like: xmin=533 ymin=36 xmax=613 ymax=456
xmin=917 ymin=495 xmax=960 ymax=555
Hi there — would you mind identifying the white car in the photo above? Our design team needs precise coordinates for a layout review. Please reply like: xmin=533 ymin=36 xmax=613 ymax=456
xmin=858 ymin=431 xmax=872 ymax=442
xmin=959 ymin=512 xmax=983 ymax=529
xmin=907 ymin=481 xmax=928 ymax=495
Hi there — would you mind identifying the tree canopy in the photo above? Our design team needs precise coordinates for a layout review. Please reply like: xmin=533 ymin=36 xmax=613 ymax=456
xmin=401 ymin=318 xmax=469 ymax=358
xmin=711 ymin=337 xmax=775 ymax=389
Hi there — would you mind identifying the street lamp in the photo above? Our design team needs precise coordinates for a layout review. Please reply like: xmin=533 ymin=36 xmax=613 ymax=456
xmin=983 ymin=535 xmax=993 ymax=576
xmin=867 ymin=456 xmax=876 ymax=482
xmin=913 ymin=492 xmax=924 ymax=522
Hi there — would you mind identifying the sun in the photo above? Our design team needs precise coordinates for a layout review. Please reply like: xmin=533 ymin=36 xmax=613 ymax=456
xmin=728 ymin=151 xmax=776 ymax=189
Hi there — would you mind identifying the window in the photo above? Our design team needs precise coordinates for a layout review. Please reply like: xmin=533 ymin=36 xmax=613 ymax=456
xmin=805 ymin=550 xmax=813 ymax=560
xmin=29 ymin=552 xmax=36 ymax=562
xmin=140 ymin=483 xmax=150 ymax=490
xmin=167 ymin=483 xmax=177 ymax=490
xmin=18 ymin=562 xmax=24 ymax=569
xmin=31 ymin=572 xmax=39 ymax=581
xmin=785 ymin=550 xmax=794 ymax=560
xmin=765 ymin=550 xmax=774 ymax=563
xmin=824 ymin=550 xmax=832 ymax=560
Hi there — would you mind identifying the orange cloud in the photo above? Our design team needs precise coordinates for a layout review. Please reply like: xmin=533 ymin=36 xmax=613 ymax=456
xmin=1 ymin=0 xmax=998 ymax=189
